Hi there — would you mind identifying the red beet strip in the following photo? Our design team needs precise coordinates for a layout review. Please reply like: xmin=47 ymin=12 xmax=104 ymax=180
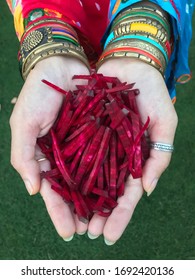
xmin=38 ymin=74 xmax=150 ymax=221
xmin=82 ymin=127 xmax=112 ymax=195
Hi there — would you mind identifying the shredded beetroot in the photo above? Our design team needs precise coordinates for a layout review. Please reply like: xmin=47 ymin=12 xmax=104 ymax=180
xmin=38 ymin=73 xmax=149 ymax=222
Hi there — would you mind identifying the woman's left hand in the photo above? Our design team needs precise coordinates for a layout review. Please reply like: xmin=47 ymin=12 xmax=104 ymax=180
xmin=86 ymin=58 xmax=178 ymax=245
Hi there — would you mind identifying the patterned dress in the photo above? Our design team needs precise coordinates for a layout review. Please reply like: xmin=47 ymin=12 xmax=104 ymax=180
xmin=6 ymin=0 xmax=195 ymax=100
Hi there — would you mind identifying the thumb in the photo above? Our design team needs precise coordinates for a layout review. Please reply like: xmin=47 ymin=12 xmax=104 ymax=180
xmin=10 ymin=116 xmax=41 ymax=195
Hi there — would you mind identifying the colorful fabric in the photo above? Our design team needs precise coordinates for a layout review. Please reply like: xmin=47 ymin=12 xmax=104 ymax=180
xmin=6 ymin=0 xmax=195 ymax=100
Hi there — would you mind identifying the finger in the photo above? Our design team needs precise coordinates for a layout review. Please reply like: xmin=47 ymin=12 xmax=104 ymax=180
xmin=74 ymin=214 xmax=88 ymax=235
xmin=87 ymin=214 xmax=107 ymax=239
xmin=103 ymin=176 xmax=143 ymax=245
xmin=142 ymin=115 xmax=178 ymax=196
xmin=39 ymin=159 xmax=76 ymax=240
xmin=40 ymin=180 xmax=76 ymax=240
xmin=10 ymin=114 xmax=41 ymax=195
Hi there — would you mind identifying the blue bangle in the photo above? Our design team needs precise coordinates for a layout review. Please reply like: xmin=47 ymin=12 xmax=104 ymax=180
xmin=104 ymin=31 xmax=115 ymax=48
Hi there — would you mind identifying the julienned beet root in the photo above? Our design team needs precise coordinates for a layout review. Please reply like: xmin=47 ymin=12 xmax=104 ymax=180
xmin=37 ymin=73 xmax=150 ymax=223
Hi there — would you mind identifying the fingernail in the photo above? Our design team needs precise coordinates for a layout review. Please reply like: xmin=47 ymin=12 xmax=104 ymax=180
xmin=63 ymin=235 xmax=74 ymax=242
xmin=104 ymin=239 xmax=116 ymax=246
xmin=24 ymin=179 xmax=33 ymax=195
xmin=87 ymin=232 xmax=99 ymax=240
xmin=147 ymin=178 xmax=158 ymax=197
xmin=77 ymin=231 xmax=86 ymax=236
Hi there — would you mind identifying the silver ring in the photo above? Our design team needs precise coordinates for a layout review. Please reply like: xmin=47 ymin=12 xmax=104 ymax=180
xmin=37 ymin=157 xmax=47 ymax=162
xmin=150 ymin=142 xmax=174 ymax=153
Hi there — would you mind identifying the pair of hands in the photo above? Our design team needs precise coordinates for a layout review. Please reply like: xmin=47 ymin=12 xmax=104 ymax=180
xmin=10 ymin=56 xmax=178 ymax=245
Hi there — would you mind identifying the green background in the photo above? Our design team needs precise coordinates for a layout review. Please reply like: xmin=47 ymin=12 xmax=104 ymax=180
xmin=0 ymin=2 xmax=195 ymax=260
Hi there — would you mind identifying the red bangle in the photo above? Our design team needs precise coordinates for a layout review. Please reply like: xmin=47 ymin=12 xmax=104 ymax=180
xmin=99 ymin=46 xmax=163 ymax=68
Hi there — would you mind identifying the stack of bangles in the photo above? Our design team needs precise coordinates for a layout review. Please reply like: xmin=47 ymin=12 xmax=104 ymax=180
xmin=97 ymin=2 xmax=173 ymax=76
xmin=18 ymin=17 xmax=90 ymax=80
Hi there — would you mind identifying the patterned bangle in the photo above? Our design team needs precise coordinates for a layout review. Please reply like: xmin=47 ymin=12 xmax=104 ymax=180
xmin=98 ymin=39 xmax=166 ymax=73
xmin=114 ymin=21 xmax=168 ymax=38
xmin=105 ymin=22 xmax=168 ymax=48
xmin=98 ymin=2 xmax=172 ymax=76
xmin=20 ymin=42 xmax=89 ymax=80
xmin=19 ymin=18 xmax=90 ymax=79
xmin=113 ymin=10 xmax=170 ymax=34
xmin=105 ymin=35 xmax=168 ymax=63
xmin=21 ymin=18 xmax=80 ymax=47
xmin=97 ymin=48 xmax=164 ymax=74
xmin=115 ymin=2 xmax=170 ymax=25
xmin=111 ymin=1 xmax=171 ymax=49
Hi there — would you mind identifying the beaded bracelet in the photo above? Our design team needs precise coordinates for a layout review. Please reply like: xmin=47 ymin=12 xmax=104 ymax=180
xmin=19 ymin=18 xmax=90 ymax=80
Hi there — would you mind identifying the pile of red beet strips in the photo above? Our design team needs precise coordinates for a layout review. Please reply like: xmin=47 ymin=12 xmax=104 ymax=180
xmin=37 ymin=74 xmax=149 ymax=223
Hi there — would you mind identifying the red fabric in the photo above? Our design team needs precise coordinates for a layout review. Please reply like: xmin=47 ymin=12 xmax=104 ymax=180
xmin=22 ymin=0 xmax=110 ymax=64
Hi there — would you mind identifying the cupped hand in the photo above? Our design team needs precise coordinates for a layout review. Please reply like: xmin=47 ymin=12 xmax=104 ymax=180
xmin=10 ymin=56 xmax=178 ymax=244
xmin=10 ymin=56 xmax=90 ymax=240
xmin=87 ymin=58 xmax=178 ymax=245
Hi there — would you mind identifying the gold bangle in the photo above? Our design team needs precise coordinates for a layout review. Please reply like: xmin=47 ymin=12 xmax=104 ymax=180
xmin=22 ymin=42 xmax=90 ymax=80
xmin=114 ymin=27 xmax=168 ymax=45
xmin=112 ymin=13 xmax=169 ymax=31
xmin=111 ymin=2 xmax=171 ymax=40
xmin=99 ymin=3 xmax=171 ymax=76
xmin=111 ymin=31 xmax=168 ymax=56
xmin=111 ymin=17 xmax=170 ymax=41
xmin=115 ymin=3 xmax=170 ymax=24
xmin=103 ymin=39 xmax=166 ymax=70
xmin=96 ymin=50 xmax=164 ymax=74
xmin=19 ymin=18 xmax=90 ymax=79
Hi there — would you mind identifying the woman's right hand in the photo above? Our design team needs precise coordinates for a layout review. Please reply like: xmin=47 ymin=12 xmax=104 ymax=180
xmin=10 ymin=56 xmax=90 ymax=240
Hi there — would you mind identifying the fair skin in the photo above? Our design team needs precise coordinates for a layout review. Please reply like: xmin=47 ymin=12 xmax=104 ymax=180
xmin=10 ymin=56 xmax=178 ymax=244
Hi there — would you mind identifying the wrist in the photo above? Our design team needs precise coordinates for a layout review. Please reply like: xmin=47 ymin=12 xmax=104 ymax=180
xmin=28 ymin=56 xmax=90 ymax=91
xmin=98 ymin=58 xmax=163 ymax=83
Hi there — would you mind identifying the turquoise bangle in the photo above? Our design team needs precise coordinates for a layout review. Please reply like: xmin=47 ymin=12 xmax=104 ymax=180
xmin=104 ymin=34 xmax=168 ymax=63
xmin=104 ymin=31 xmax=116 ymax=48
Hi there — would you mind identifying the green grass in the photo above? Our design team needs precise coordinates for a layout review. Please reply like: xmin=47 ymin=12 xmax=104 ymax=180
xmin=0 ymin=2 xmax=195 ymax=260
